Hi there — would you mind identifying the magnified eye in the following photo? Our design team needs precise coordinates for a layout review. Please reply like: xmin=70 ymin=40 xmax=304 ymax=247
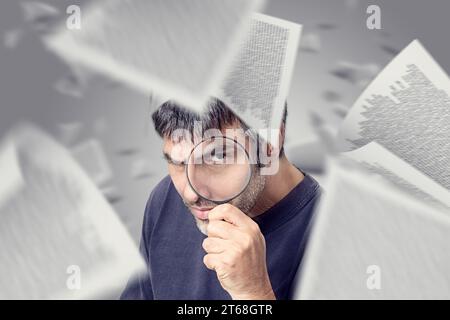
xmin=186 ymin=136 xmax=252 ymax=203
xmin=211 ymin=151 xmax=226 ymax=163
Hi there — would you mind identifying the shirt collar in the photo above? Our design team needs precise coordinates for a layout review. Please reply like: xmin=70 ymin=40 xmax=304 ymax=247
xmin=253 ymin=171 xmax=320 ymax=234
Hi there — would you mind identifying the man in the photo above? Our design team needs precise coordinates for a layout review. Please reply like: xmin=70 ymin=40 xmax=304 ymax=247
xmin=121 ymin=98 xmax=320 ymax=300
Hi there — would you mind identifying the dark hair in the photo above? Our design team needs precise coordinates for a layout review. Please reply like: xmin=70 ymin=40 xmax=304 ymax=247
xmin=151 ymin=97 xmax=287 ymax=156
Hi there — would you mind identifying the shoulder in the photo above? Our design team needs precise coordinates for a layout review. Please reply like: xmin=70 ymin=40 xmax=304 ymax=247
xmin=141 ymin=175 xmax=175 ymax=233
xmin=295 ymin=173 xmax=322 ymax=209
xmin=304 ymin=174 xmax=321 ymax=199
xmin=146 ymin=175 xmax=173 ymax=209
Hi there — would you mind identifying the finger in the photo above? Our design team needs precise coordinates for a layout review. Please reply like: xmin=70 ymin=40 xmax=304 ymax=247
xmin=203 ymin=253 xmax=220 ymax=271
xmin=202 ymin=237 xmax=228 ymax=254
xmin=207 ymin=220 xmax=240 ymax=239
xmin=208 ymin=203 xmax=250 ymax=227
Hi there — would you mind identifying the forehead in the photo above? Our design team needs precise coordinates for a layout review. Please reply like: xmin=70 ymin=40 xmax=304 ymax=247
xmin=162 ymin=123 xmax=248 ymax=154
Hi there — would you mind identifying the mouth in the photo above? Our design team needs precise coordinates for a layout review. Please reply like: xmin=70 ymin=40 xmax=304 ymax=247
xmin=190 ymin=206 xmax=214 ymax=220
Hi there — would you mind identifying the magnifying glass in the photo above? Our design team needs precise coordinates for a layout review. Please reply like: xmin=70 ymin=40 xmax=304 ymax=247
xmin=186 ymin=136 xmax=252 ymax=204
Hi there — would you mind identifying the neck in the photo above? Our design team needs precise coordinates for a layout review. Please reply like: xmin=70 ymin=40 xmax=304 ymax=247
xmin=249 ymin=156 xmax=304 ymax=217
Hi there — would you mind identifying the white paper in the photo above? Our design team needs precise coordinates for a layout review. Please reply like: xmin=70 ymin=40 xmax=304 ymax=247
xmin=130 ymin=158 xmax=153 ymax=180
xmin=337 ymin=40 xmax=450 ymax=190
xmin=0 ymin=142 xmax=24 ymax=210
xmin=285 ymin=137 xmax=327 ymax=173
xmin=44 ymin=0 xmax=264 ymax=111
xmin=295 ymin=160 xmax=450 ymax=299
xmin=71 ymin=139 xmax=113 ymax=187
xmin=0 ymin=124 xmax=145 ymax=299
xmin=218 ymin=13 xmax=302 ymax=131
xmin=20 ymin=1 xmax=60 ymax=33
xmin=341 ymin=142 xmax=450 ymax=210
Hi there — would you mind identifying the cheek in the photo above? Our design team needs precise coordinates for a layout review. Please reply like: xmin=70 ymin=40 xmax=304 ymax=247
xmin=168 ymin=166 xmax=187 ymax=195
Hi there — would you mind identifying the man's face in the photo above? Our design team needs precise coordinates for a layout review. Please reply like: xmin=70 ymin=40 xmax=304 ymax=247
xmin=162 ymin=126 xmax=266 ymax=235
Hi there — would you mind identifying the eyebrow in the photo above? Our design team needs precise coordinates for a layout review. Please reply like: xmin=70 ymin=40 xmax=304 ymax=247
xmin=163 ymin=152 xmax=185 ymax=165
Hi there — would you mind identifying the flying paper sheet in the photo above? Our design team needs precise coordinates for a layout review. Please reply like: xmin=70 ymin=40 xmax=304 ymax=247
xmin=44 ymin=0 xmax=264 ymax=111
xmin=0 ymin=124 xmax=145 ymax=299
xmin=295 ymin=160 xmax=450 ymax=299
xmin=218 ymin=13 xmax=301 ymax=131
xmin=337 ymin=40 xmax=450 ymax=190
xmin=0 ymin=142 xmax=24 ymax=210
xmin=341 ymin=142 xmax=450 ymax=211
xmin=71 ymin=139 xmax=113 ymax=187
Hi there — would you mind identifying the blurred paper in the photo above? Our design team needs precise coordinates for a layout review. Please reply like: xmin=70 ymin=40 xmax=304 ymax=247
xmin=316 ymin=22 xmax=337 ymax=30
xmin=53 ymin=74 xmax=85 ymax=98
xmin=0 ymin=124 xmax=145 ymax=299
xmin=345 ymin=0 xmax=360 ymax=10
xmin=71 ymin=139 xmax=112 ymax=187
xmin=342 ymin=142 xmax=450 ymax=210
xmin=322 ymin=90 xmax=342 ymax=103
xmin=116 ymin=147 xmax=139 ymax=157
xmin=130 ymin=158 xmax=153 ymax=180
xmin=299 ymin=33 xmax=321 ymax=53
xmin=330 ymin=61 xmax=380 ymax=87
xmin=57 ymin=122 xmax=83 ymax=145
xmin=53 ymin=64 xmax=93 ymax=98
xmin=329 ymin=102 xmax=350 ymax=118
xmin=295 ymin=160 xmax=450 ymax=299
xmin=100 ymin=185 xmax=123 ymax=205
xmin=380 ymin=43 xmax=400 ymax=57
xmin=285 ymin=138 xmax=327 ymax=173
xmin=93 ymin=117 xmax=108 ymax=136
xmin=0 ymin=142 xmax=24 ymax=210
xmin=20 ymin=1 xmax=60 ymax=33
xmin=218 ymin=13 xmax=301 ymax=130
xmin=44 ymin=0 xmax=264 ymax=111
xmin=3 ymin=29 xmax=24 ymax=49
xmin=337 ymin=40 xmax=450 ymax=190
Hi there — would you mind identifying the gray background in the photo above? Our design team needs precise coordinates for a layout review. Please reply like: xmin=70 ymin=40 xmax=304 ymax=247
xmin=1 ymin=0 xmax=449 ymax=243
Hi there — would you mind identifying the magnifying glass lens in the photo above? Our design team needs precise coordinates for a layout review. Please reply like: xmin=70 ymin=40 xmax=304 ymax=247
xmin=186 ymin=137 xmax=251 ymax=203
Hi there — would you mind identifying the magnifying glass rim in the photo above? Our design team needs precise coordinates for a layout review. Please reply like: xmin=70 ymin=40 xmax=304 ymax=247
xmin=185 ymin=135 xmax=253 ymax=204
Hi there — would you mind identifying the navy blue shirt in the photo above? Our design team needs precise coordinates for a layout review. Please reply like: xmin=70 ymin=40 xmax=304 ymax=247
xmin=121 ymin=170 xmax=320 ymax=300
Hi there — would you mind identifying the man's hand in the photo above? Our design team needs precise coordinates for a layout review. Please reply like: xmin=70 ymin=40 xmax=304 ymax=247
xmin=202 ymin=203 xmax=275 ymax=300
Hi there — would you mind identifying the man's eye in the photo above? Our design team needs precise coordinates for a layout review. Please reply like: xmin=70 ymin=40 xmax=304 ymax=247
xmin=211 ymin=153 xmax=227 ymax=163
xmin=168 ymin=159 xmax=185 ymax=167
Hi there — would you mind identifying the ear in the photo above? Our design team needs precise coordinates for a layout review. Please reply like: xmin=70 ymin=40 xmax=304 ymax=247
xmin=265 ymin=123 xmax=285 ymax=157
xmin=269 ymin=122 xmax=285 ymax=157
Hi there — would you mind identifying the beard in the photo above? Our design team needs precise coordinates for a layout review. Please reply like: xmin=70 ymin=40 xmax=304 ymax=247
xmin=185 ymin=165 xmax=266 ymax=236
